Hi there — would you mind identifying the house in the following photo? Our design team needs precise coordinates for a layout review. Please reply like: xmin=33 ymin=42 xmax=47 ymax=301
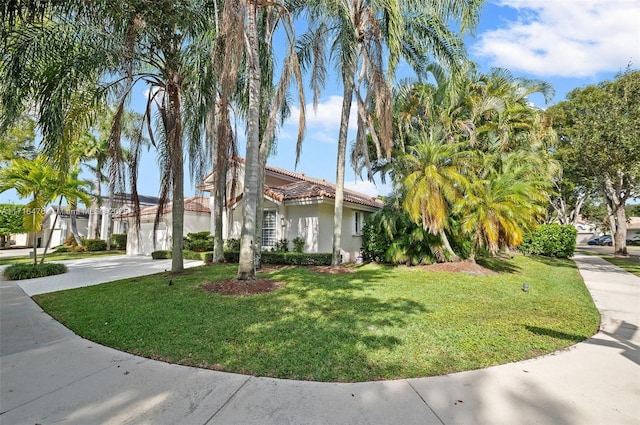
xmin=198 ymin=161 xmax=384 ymax=263
xmin=9 ymin=193 xmax=160 ymax=249
xmin=117 ymin=196 xmax=211 ymax=255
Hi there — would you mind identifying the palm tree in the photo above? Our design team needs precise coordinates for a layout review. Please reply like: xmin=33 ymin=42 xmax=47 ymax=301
xmin=0 ymin=2 xmax=218 ymax=272
xmin=0 ymin=157 xmax=91 ymax=265
xmin=302 ymin=0 xmax=481 ymax=266
xmin=395 ymin=135 xmax=470 ymax=261
xmin=454 ymin=151 xmax=551 ymax=261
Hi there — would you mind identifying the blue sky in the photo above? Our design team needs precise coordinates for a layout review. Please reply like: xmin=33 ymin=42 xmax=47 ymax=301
xmin=2 ymin=0 xmax=639 ymax=204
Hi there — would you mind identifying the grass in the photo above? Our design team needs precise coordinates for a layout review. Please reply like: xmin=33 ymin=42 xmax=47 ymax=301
xmin=601 ymin=256 xmax=640 ymax=277
xmin=33 ymin=255 xmax=600 ymax=382
xmin=0 ymin=250 xmax=125 ymax=266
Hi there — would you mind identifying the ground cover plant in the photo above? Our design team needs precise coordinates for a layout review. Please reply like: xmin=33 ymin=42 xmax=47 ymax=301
xmin=0 ymin=250 xmax=124 ymax=266
xmin=4 ymin=262 xmax=66 ymax=280
xmin=34 ymin=255 xmax=599 ymax=382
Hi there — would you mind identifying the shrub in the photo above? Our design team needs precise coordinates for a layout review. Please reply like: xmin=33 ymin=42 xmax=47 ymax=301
xmin=223 ymin=251 xmax=240 ymax=263
xmin=85 ymin=239 xmax=107 ymax=252
xmin=184 ymin=232 xmax=214 ymax=252
xmin=224 ymin=238 xmax=240 ymax=251
xmin=111 ymin=234 xmax=127 ymax=250
xmin=183 ymin=250 xmax=214 ymax=262
xmin=63 ymin=235 xmax=78 ymax=246
xmin=223 ymin=251 xmax=331 ymax=266
xmin=520 ymin=224 xmax=577 ymax=258
xmin=273 ymin=239 xmax=289 ymax=252
xmin=292 ymin=237 xmax=305 ymax=253
xmin=151 ymin=250 xmax=172 ymax=259
xmin=54 ymin=245 xmax=70 ymax=253
xmin=4 ymin=263 xmax=67 ymax=280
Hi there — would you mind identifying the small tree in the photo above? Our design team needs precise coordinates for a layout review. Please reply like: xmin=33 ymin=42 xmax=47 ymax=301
xmin=0 ymin=204 xmax=26 ymax=247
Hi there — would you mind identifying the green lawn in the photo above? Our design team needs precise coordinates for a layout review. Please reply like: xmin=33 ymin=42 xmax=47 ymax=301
xmin=34 ymin=255 xmax=599 ymax=382
xmin=0 ymin=250 xmax=125 ymax=266
xmin=602 ymin=256 xmax=640 ymax=277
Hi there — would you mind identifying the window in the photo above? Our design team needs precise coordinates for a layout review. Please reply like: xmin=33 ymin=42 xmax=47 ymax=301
xmin=262 ymin=210 xmax=276 ymax=248
xmin=355 ymin=211 xmax=363 ymax=235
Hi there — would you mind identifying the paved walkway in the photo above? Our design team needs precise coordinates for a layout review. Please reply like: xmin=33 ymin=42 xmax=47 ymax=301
xmin=1 ymin=254 xmax=638 ymax=424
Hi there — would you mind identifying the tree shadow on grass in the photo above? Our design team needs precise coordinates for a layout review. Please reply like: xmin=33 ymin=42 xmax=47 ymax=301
xmin=184 ymin=265 xmax=430 ymax=382
xmin=524 ymin=325 xmax=588 ymax=343
xmin=477 ymin=257 xmax=521 ymax=274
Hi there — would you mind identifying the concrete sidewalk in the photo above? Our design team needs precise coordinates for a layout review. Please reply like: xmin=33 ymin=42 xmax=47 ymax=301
xmin=1 ymin=254 xmax=638 ymax=424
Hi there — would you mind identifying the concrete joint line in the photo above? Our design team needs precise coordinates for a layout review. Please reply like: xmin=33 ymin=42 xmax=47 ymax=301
xmin=406 ymin=380 xmax=445 ymax=425
xmin=203 ymin=375 xmax=252 ymax=424
xmin=0 ymin=361 xmax=118 ymax=416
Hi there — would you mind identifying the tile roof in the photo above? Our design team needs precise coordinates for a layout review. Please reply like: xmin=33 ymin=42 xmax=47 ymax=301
xmin=115 ymin=196 xmax=210 ymax=218
xmin=264 ymin=165 xmax=383 ymax=208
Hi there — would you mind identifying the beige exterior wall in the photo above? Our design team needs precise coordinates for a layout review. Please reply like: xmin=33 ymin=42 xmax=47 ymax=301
xmin=126 ymin=211 xmax=210 ymax=256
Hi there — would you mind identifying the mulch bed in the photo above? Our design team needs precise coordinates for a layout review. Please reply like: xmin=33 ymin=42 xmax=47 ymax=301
xmin=202 ymin=277 xmax=285 ymax=296
xmin=418 ymin=260 xmax=498 ymax=275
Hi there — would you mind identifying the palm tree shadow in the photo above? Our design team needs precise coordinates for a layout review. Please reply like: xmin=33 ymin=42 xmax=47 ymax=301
xmin=477 ymin=257 xmax=521 ymax=274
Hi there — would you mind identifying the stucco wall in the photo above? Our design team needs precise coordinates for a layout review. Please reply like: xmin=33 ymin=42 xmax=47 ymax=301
xmin=126 ymin=212 xmax=210 ymax=256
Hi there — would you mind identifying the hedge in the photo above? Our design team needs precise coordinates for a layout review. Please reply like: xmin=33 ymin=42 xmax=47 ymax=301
xmin=223 ymin=251 xmax=332 ymax=266
xmin=520 ymin=224 xmax=577 ymax=258
xmin=85 ymin=239 xmax=107 ymax=252
xmin=111 ymin=234 xmax=127 ymax=250
xmin=151 ymin=250 xmax=172 ymax=259
xmin=4 ymin=263 xmax=67 ymax=280
xmin=152 ymin=250 xmax=213 ymax=262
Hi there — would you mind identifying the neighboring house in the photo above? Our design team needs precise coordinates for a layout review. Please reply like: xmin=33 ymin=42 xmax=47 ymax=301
xmin=574 ymin=220 xmax=598 ymax=244
xmin=198 ymin=161 xmax=384 ymax=263
xmin=10 ymin=193 xmax=160 ymax=249
xmin=116 ymin=196 xmax=211 ymax=256
xmin=628 ymin=216 xmax=640 ymax=240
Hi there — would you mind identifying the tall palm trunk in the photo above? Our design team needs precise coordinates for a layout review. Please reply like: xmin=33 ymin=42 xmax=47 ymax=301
xmin=40 ymin=197 xmax=62 ymax=264
xmin=206 ymin=109 xmax=225 ymax=263
xmin=237 ymin=0 xmax=261 ymax=280
xmin=167 ymin=80 xmax=185 ymax=272
xmin=332 ymin=73 xmax=355 ymax=267
xmin=89 ymin=166 xmax=101 ymax=239
xmin=439 ymin=229 xmax=460 ymax=262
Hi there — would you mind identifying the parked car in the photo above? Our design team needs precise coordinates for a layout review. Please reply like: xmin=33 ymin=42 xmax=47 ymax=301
xmin=599 ymin=236 xmax=613 ymax=246
xmin=587 ymin=235 xmax=612 ymax=246
xmin=587 ymin=237 xmax=600 ymax=245
xmin=626 ymin=235 xmax=640 ymax=246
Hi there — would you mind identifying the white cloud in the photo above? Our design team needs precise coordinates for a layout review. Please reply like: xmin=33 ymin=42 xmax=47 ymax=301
xmin=473 ymin=1 xmax=640 ymax=77
xmin=283 ymin=95 xmax=358 ymax=144
xmin=345 ymin=180 xmax=392 ymax=198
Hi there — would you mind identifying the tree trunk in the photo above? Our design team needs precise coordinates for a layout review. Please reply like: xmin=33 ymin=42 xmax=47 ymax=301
xmin=439 ymin=229 xmax=460 ymax=262
xmin=237 ymin=0 xmax=261 ymax=280
xmin=207 ymin=109 xmax=225 ymax=263
xmin=40 ymin=198 xmax=62 ymax=264
xmin=32 ymin=231 xmax=37 ymax=266
xmin=167 ymin=81 xmax=184 ymax=273
xmin=89 ymin=167 xmax=102 ymax=239
xmin=603 ymin=172 xmax=628 ymax=256
xmin=332 ymin=71 xmax=355 ymax=267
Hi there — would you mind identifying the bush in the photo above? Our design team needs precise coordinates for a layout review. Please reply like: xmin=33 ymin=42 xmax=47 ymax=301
xmin=223 ymin=251 xmax=240 ymax=263
xmin=292 ymin=237 xmax=305 ymax=253
xmin=54 ymin=245 xmax=70 ymax=253
xmin=4 ymin=263 xmax=67 ymax=280
xmin=63 ymin=235 xmax=78 ymax=246
xmin=151 ymin=250 xmax=172 ymax=259
xmin=273 ymin=239 xmax=289 ymax=252
xmin=183 ymin=250 xmax=214 ymax=262
xmin=520 ymin=224 xmax=577 ymax=258
xmin=111 ymin=234 xmax=127 ymax=250
xmin=184 ymin=232 xmax=214 ymax=252
xmin=222 ymin=251 xmax=332 ymax=266
xmin=85 ymin=239 xmax=107 ymax=252
xmin=224 ymin=238 xmax=240 ymax=251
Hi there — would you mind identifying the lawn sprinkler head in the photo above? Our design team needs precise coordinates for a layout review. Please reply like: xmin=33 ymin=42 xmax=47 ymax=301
xmin=522 ymin=283 xmax=529 ymax=292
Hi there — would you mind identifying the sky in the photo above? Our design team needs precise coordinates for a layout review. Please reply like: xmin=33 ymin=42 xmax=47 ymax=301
xmin=2 ymin=0 xmax=639 ymax=204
